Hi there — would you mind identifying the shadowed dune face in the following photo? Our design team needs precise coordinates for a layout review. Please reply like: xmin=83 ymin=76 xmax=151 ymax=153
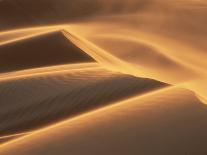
xmin=1 ymin=87 xmax=207 ymax=155
xmin=0 ymin=31 xmax=94 ymax=73
xmin=61 ymin=0 xmax=207 ymax=101
xmin=0 ymin=0 xmax=207 ymax=154
xmin=0 ymin=66 xmax=166 ymax=139
xmin=0 ymin=25 xmax=64 ymax=46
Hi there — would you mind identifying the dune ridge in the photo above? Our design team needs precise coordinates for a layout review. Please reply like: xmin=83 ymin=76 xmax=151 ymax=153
xmin=0 ymin=0 xmax=206 ymax=154
xmin=0 ymin=31 xmax=94 ymax=73
xmin=0 ymin=63 xmax=166 ymax=141
xmin=1 ymin=86 xmax=207 ymax=154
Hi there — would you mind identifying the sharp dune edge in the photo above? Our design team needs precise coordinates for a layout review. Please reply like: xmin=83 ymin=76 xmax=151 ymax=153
xmin=0 ymin=31 xmax=95 ymax=73
xmin=0 ymin=0 xmax=207 ymax=154
xmin=0 ymin=65 xmax=166 ymax=138
xmin=1 ymin=87 xmax=207 ymax=155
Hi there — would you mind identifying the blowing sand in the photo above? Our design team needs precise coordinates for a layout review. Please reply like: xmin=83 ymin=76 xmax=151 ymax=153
xmin=0 ymin=0 xmax=207 ymax=154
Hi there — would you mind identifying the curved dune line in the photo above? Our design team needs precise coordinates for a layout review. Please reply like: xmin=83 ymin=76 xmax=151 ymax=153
xmin=62 ymin=27 xmax=196 ymax=82
xmin=0 ymin=25 xmax=65 ymax=46
xmin=1 ymin=24 xmax=204 ymax=77
xmin=0 ymin=66 xmax=165 ymax=140
xmin=0 ymin=132 xmax=30 ymax=140
xmin=62 ymin=29 xmax=146 ymax=77
xmin=0 ymin=63 xmax=100 ymax=82
xmin=0 ymin=85 xmax=175 ymax=149
xmin=62 ymin=25 xmax=207 ymax=104
xmin=0 ymin=25 xmax=206 ymax=104
xmin=95 ymin=33 xmax=206 ymax=75
xmin=64 ymin=22 xmax=207 ymax=74
xmin=179 ymin=79 xmax=207 ymax=105
xmin=1 ymin=86 xmax=205 ymax=155
xmin=0 ymin=25 xmax=64 ymax=36
xmin=65 ymin=22 xmax=207 ymax=75
xmin=86 ymin=34 xmax=199 ymax=83
xmin=0 ymin=1 xmax=205 ymax=153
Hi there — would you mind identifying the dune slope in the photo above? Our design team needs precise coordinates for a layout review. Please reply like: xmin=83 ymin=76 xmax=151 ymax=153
xmin=0 ymin=64 xmax=166 ymax=140
xmin=0 ymin=1 xmax=206 ymax=154
xmin=1 ymin=87 xmax=207 ymax=154
xmin=0 ymin=31 xmax=94 ymax=73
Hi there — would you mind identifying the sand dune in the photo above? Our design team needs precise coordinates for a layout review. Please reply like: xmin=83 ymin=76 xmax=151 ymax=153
xmin=0 ymin=25 xmax=64 ymax=46
xmin=1 ymin=87 xmax=207 ymax=155
xmin=0 ymin=31 xmax=94 ymax=73
xmin=0 ymin=64 xmax=166 ymax=140
xmin=62 ymin=26 xmax=207 ymax=103
xmin=0 ymin=0 xmax=206 ymax=154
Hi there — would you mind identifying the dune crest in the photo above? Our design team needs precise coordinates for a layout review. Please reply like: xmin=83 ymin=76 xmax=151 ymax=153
xmin=0 ymin=0 xmax=207 ymax=154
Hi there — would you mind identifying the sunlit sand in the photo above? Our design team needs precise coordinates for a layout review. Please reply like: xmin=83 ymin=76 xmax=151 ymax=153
xmin=0 ymin=0 xmax=206 ymax=154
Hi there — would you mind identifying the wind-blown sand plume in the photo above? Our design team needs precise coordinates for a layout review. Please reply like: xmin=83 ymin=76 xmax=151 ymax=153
xmin=0 ymin=0 xmax=207 ymax=154
xmin=1 ymin=87 xmax=207 ymax=155
xmin=63 ymin=24 xmax=207 ymax=103
xmin=0 ymin=0 xmax=152 ymax=30
xmin=63 ymin=26 xmax=198 ymax=82
xmin=61 ymin=0 xmax=207 ymax=101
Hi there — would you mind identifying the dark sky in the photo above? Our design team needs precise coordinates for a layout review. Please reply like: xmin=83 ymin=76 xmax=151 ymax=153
xmin=0 ymin=0 xmax=150 ymax=30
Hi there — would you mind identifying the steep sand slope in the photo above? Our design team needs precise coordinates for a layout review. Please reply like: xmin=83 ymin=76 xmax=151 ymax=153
xmin=0 ymin=31 xmax=94 ymax=73
xmin=0 ymin=1 xmax=206 ymax=154
xmin=63 ymin=26 xmax=207 ymax=103
xmin=0 ymin=87 xmax=207 ymax=155
xmin=0 ymin=64 xmax=166 ymax=140
xmin=0 ymin=0 xmax=206 ymax=100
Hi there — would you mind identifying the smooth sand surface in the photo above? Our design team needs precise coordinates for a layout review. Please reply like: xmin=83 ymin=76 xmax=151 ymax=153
xmin=0 ymin=0 xmax=206 ymax=154
xmin=0 ymin=31 xmax=94 ymax=73
xmin=0 ymin=64 xmax=165 ymax=140
xmin=0 ymin=87 xmax=207 ymax=155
